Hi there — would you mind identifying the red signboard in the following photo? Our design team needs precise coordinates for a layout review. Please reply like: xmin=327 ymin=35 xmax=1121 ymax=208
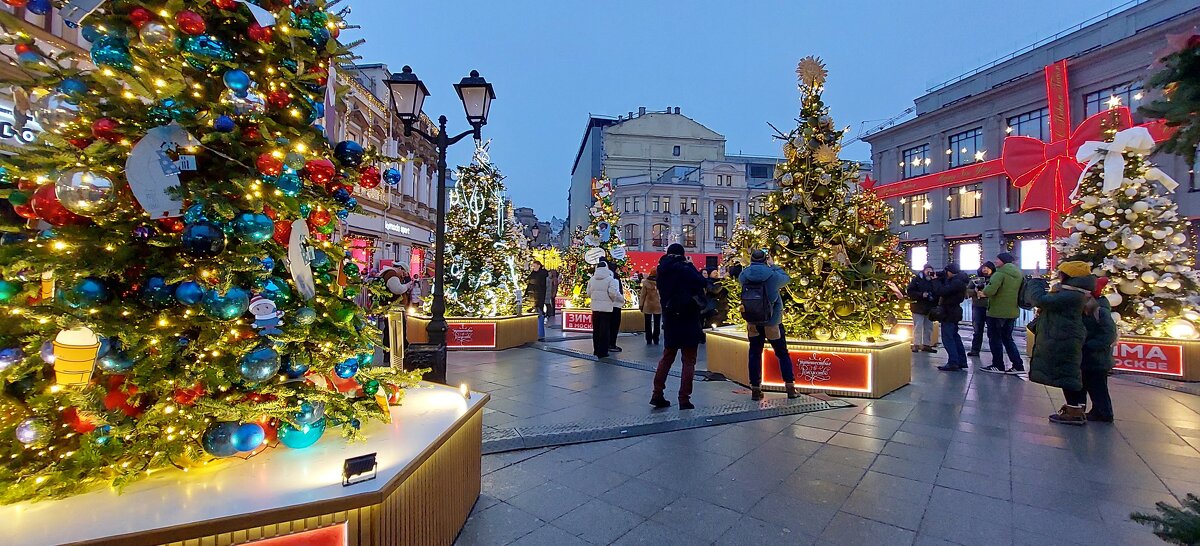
xmin=446 ymin=322 xmax=498 ymax=349
xmin=563 ymin=311 xmax=594 ymax=332
xmin=555 ymin=296 xmax=571 ymax=312
xmin=1112 ymin=340 xmax=1185 ymax=377
xmin=246 ymin=524 xmax=346 ymax=545
xmin=763 ymin=349 xmax=872 ymax=393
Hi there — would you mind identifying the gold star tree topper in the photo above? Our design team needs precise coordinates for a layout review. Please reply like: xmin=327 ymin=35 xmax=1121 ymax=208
xmin=796 ymin=56 xmax=827 ymax=88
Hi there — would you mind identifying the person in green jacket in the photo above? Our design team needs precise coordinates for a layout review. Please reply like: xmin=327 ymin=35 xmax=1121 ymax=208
xmin=1027 ymin=260 xmax=1095 ymax=426
xmin=980 ymin=252 xmax=1025 ymax=374
xmin=1082 ymin=277 xmax=1118 ymax=422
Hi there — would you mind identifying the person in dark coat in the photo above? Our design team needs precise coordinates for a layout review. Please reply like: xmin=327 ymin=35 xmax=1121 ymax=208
xmin=906 ymin=265 xmax=938 ymax=352
xmin=1082 ymin=277 xmax=1118 ymax=422
xmin=527 ymin=260 xmax=549 ymax=340
xmin=934 ymin=263 xmax=970 ymax=371
xmin=967 ymin=261 xmax=994 ymax=356
xmin=1028 ymin=260 xmax=1094 ymax=426
xmin=650 ymin=244 xmax=707 ymax=410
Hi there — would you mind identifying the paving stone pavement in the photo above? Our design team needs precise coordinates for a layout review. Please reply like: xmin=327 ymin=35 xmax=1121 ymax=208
xmin=451 ymin=331 xmax=1200 ymax=546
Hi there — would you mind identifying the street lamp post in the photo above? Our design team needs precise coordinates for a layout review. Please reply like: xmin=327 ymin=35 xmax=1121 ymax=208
xmin=385 ymin=66 xmax=495 ymax=383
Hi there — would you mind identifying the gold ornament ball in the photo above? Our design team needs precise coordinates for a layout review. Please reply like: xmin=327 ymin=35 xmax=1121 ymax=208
xmin=55 ymin=170 xmax=117 ymax=217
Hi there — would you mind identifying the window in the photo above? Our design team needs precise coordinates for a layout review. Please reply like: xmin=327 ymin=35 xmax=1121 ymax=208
xmin=1006 ymin=108 xmax=1050 ymax=141
xmin=726 ymin=175 xmax=733 ymax=186
xmin=1019 ymin=239 xmax=1049 ymax=271
xmin=749 ymin=164 xmax=773 ymax=179
xmin=947 ymin=128 xmax=984 ymax=168
xmin=683 ymin=225 xmax=696 ymax=248
xmin=651 ymin=224 xmax=670 ymax=247
xmin=899 ymin=194 xmax=930 ymax=225
xmin=651 ymin=197 xmax=660 ymax=213
xmin=662 ymin=196 xmax=671 ymax=214
xmin=1084 ymin=81 xmax=1143 ymax=117
xmin=623 ymin=224 xmax=640 ymax=245
xmin=902 ymin=145 xmax=930 ymax=179
xmin=672 ymin=145 xmax=681 ymax=157
xmin=633 ymin=198 xmax=640 ymax=212
xmin=714 ymin=204 xmax=728 ymax=222
xmin=948 ymin=183 xmax=982 ymax=220
xmin=689 ymin=197 xmax=698 ymax=214
xmin=956 ymin=242 xmax=982 ymax=272
xmin=1005 ymin=178 xmax=1029 ymax=213
xmin=714 ymin=223 xmax=727 ymax=241
xmin=910 ymin=246 xmax=928 ymax=271
xmin=623 ymin=197 xmax=630 ymax=213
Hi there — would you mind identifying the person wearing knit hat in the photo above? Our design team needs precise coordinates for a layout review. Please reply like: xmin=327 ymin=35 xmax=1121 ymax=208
xmin=967 ymin=261 xmax=995 ymax=356
xmin=650 ymin=243 xmax=707 ymax=410
xmin=1080 ymin=276 xmax=1118 ymax=423
xmin=981 ymin=252 xmax=1026 ymax=374
xmin=1027 ymin=258 xmax=1095 ymax=425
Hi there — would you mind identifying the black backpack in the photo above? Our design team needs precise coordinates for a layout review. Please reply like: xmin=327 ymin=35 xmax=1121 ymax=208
xmin=1018 ymin=275 xmax=1037 ymax=311
xmin=740 ymin=280 xmax=770 ymax=324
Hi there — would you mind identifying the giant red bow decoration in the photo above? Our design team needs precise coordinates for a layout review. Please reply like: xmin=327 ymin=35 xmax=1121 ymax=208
xmin=1002 ymin=107 xmax=1133 ymax=213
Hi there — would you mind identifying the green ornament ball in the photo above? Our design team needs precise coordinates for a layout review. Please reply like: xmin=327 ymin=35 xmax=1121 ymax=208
xmin=8 ymin=191 xmax=29 ymax=206
xmin=363 ymin=379 xmax=380 ymax=396
xmin=333 ymin=307 xmax=354 ymax=323
xmin=295 ymin=307 xmax=317 ymax=325
xmin=0 ymin=280 xmax=19 ymax=301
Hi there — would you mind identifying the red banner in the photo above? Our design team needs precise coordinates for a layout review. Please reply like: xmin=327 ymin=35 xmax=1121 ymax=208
xmin=446 ymin=322 xmax=497 ymax=349
xmin=1112 ymin=340 xmax=1184 ymax=377
xmin=563 ymin=311 xmax=594 ymax=332
xmin=763 ymin=349 xmax=872 ymax=393
xmin=246 ymin=524 xmax=346 ymax=546
xmin=875 ymin=160 xmax=1004 ymax=199
xmin=1045 ymin=60 xmax=1072 ymax=141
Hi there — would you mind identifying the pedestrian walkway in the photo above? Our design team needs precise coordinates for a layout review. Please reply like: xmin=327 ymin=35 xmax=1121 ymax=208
xmin=453 ymin=337 xmax=1200 ymax=545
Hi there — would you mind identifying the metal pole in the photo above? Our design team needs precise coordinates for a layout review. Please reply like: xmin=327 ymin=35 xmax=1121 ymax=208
xmin=427 ymin=116 xmax=451 ymax=347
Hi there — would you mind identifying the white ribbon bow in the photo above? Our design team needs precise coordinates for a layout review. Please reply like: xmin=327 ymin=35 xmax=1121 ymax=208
xmin=1073 ymin=126 xmax=1178 ymax=200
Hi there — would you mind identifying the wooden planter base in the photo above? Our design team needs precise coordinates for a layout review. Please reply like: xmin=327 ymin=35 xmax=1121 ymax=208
xmin=705 ymin=326 xmax=912 ymax=399
xmin=404 ymin=314 xmax=539 ymax=351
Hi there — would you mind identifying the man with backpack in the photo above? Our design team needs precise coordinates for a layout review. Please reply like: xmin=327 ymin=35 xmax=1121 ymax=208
xmin=738 ymin=250 xmax=798 ymax=400
xmin=981 ymin=252 xmax=1026 ymax=374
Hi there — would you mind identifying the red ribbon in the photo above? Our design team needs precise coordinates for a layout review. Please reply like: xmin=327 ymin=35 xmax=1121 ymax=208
xmin=1001 ymin=107 xmax=1133 ymax=214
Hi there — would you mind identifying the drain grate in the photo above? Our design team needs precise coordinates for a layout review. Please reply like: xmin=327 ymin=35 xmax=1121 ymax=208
xmin=482 ymin=395 xmax=849 ymax=454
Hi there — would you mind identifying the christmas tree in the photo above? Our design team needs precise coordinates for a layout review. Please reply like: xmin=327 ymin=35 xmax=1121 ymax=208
xmin=0 ymin=1 xmax=421 ymax=504
xmin=1055 ymin=123 xmax=1200 ymax=337
xmin=567 ymin=176 xmax=631 ymax=307
xmin=728 ymin=57 xmax=908 ymax=341
xmin=1140 ymin=28 xmax=1200 ymax=164
xmin=438 ymin=143 xmax=529 ymax=317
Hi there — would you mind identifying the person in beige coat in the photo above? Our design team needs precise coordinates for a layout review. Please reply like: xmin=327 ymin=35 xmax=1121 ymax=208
xmin=640 ymin=272 xmax=662 ymax=345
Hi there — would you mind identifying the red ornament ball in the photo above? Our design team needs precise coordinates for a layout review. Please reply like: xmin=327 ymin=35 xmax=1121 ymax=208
xmin=31 ymin=184 xmax=87 ymax=226
xmin=242 ymin=125 xmax=262 ymax=141
xmin=16 ymin=178 xmax=37 ymax=191
xmin=157 ymin=217 xmax=186 ymax=233
xmin=256 ymin=152 xmax=284 ymax=176
xmin=128 ymin=7 xmax=154 ymax=28
xmin=63 ymin=407 xmax=97 ymax=434
xmin=248 ymin=22 xmax=273 ymax=42
xmin=13 ymin=202 xmax=37 ymax=219
xmin=175 ymin=10 xmax=206 ymax=36
xmin=173 ymin=383 xmax=206 ymax=406
xmin=308 ymin=208 xmax=331 ymax=227
xmin=307 ymin=65 xmax=329 ymax=86
xmin=212 ymin=0 xmax=237 ymax=9
xmin=359 ymin=165 xmax=381 ymax=189
xmin=69 ymin=137 xmax=94 ymax=149
xmin=14 ymin=43 xmax=31 ymax=55
xmin=267 ymin=89 xmax=292 ymax=109
xmin=92 ymin=117 xmax=121 ymax=142
xmin=2 ymin=0 xmax=28 ymax=8
xmin=303 ymin=159 xmax=336 ymax=185
xmin=272 ymin=219 xmax=293 ymax=245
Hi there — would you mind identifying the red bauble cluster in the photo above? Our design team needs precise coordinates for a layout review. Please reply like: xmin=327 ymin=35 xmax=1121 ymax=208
xmin=256 ymin=153 xmax=284 ymax=176
xmin=157 ymin=217 xmax=186 ymax=233
xmin=31 ymin=184 xmax=87 ymax=226
xmin=267 ymin=89 xmax=292 ymax=109
xmin=248 ymin=22 xmax=273 ymax=42
xmin=176 ymin=10 xmax=206 ymax=35
xmin=62 ymin=407 xmax=97 ymax=434
xmin=303 ymin=159 xmax=335 ymax=185
xmin=103 ymin=377 xmax=145 ymax=418
xmin=92 ymin=118 xmax=121 ymax=142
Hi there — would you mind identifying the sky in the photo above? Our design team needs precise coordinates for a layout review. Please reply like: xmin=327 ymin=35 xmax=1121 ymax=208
xmin=346 ymin=0 xmax=1135 ymax=220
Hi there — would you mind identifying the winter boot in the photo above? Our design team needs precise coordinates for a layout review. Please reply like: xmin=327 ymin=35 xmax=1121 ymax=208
xmin=751 ymin=386 xmax=764 ymax=401
xmin=785 ymin=383 xmax=799 ymax=399
xmin=649 ymin=394 xmax=670 ymax=409
xmin=1049 ymin=404 xmax=1086 ymax=426
xmin=678 ymin=398 xmax=695 ymax=410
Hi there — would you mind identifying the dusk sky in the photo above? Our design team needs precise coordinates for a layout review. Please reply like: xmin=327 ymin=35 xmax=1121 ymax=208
xmin=346 ymin=0 xmax=1134 ymax=220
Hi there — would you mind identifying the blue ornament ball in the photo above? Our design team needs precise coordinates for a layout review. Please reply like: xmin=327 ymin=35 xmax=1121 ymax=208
xmin=80 ymin=25 xmax=102 ymax=42
xmin=222 ymin=69 xmax=252 ymax=95
xmin=278 ymin=418 xmax=326 ymax=450
xmin=181 ymin=35 xmax=234 ymax=70
xmin=90 ymin=35 xmax=132 ymax=71
xmin=140 ymin=276 xmax=176 ymax=309
xmin=73 ymin=277 xmax=110 ymax=306
xmin=239 ymin=346 xmax=280 ymax=383
xmin=260 ymin=256 xmax=275 ymax=272
xmin=231 ymin=422 xmax=266 ymax=452
xmin=26 ymin=0 xmax=51 ymax=15
xmin=201 ymin=287 xmax=249 ymax=321
xmin=233 ymin=212 xmax=275 ymax=243
xmin=295 ymin=400 xmax=326 ymax=425
xmin=333 ymin=141 xmax=365 ymax=168
xmin=58 ymin=77 xmax=87 ymax=101
xmin=183 ymin=203 xmax=207 ymax=223
xmin=181 ymin=221 xmax=227 ymax=257
xmin=275 ymin=171 xmax=303 ymax=197
xmin=174 ymin=281 xmax=206 ymax=305
xmin=0 ymin=347 xmax=23 ymax=371
xmin=254 ymin=276 xmax=293 ymax=304
xmin=383 ymin=167 xmax=402 ymax=186
xmin=349 ymin=418 xmax=361 ymax=430
xmin=332 ymin=187 xmax=351 ymax=203
xmin=282 ymin=354 xmax=310 ymax=379
xmin=336 ymin=209 xmax=350 ymax=220
xmin=98 ymin=351 xmax=134 ymax=373
xmin=294 ymin=307 xmax=317 ymax=325
xmin=213 ymin=115 xmax=236 ymax=133
xmin=16 ymin=51 xmax=42 ymax=68
xmin=298 ymin=203 xmax=312 ymax=217
xmin=39 ymin=341 xmax=55 ymax=363
xmin=310 ymin=250 xmax=331 ymax=271
xmin=334 ymin=357 xmax=358 ymax=379
xmin=202 ymin=422 xmax=240 ymax=457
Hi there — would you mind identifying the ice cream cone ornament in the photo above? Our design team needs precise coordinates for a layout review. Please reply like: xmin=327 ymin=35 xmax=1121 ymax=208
xmin=53 ymin=326 xmax=101 ymax=386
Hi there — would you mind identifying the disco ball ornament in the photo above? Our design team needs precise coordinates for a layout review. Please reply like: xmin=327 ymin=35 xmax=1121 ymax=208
xmin=776 ymin=234 xmax=790 ymax=246
xmin=15 ymin=418 xmax=48 ymax=445
xmin=181 ymin=221 xmax=227 ymax=257
xmin=278 ymin=418 xmax=325 ymax=450
xmin=334 ymin=141 xmax=365 ymax=167
xmin=138 ymin=21 xmax=173 ymax=47
xmin=334 ymin=357 xmax=358 ymax=379
xmin=174 ymin=281 xmax=205 ymax=305
xmin=0 ymin=347 xmax=23 ymax=372
xmin=295 ymin=400 xmax=326 ymax=425
xmin=233 ymin=212 xmax=275 ymax=243
xmin=294 ymin=307 xmax=317 ymax=325
xmin=224 ymin=89 xmax=266 ymax=115
xmin=201 ymin=287 xmax=249 ymax=321
xmin=231 ymin=422 xmax=266 ymax=451
xmin=202 ymin=422 xmax=240 ymax=457
xmin=239 ymin=346 xmax=279 ymax=383
xmin=140 ymin=276 xmax=175 ymax=309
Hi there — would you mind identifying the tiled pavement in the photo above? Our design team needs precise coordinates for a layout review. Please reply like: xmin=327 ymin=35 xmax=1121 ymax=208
xmin=451 ymin=329 xmax=1200 ymax=545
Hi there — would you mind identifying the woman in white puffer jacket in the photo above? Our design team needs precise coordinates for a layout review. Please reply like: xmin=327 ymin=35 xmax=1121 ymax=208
xmin=587 ymin=262 xmax=624 ymax=357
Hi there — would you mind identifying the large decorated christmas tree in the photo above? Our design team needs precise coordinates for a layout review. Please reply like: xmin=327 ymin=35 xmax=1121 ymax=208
xmin=727 ymin=57 xmax=908 ymax=341
xmin=566 ymin=176 xmax=631 ymax=307
xmin=1055 ymin=122 xmax=1200 ymax=338
xmin=438 ymin=144 xmax=529 ymax=316
xmin=0 ymin=1 xmax=421 ymax=503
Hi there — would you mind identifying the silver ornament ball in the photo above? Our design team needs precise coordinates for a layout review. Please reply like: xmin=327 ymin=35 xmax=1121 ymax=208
xmin=139 ymin=22 xmax=174 ymax=47
xmin=55 ymin=170 xmax=117 ymax=216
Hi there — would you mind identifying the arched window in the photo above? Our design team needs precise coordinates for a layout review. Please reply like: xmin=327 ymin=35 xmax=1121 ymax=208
xmin=713 ymin=204 xmax=729 ymax=241
xmin=651 ymin=224 xmax=670 ymax=247
xmin=682 ymin=225 xmax=697 ymax=248
xmin=623 ymin=224 xmax=640 ymax=245
xmin=714 ymin=204 xmax=728 ymax=222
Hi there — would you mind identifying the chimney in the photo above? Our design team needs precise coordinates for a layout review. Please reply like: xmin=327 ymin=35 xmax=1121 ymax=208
xmin=674 ymin=107 xmax=681 ymax=114
xmin=628 ymin=111 xmax=634 ymax=119
xmin=638 ymin=107 xmax=646 ymax=116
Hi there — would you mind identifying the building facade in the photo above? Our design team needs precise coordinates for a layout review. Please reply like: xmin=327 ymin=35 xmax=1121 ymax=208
xmin=864 ymin=0 xmax=1200 ymax=274
xmin=568 ymin=107 xmax=783 ymax=256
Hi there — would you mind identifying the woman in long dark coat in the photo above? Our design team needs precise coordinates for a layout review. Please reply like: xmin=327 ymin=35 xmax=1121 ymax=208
xmin=1081 ymin=277 xmax=1118 ymax=422
xmin=1027 ymin=260 xmax=1094 ymax=426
